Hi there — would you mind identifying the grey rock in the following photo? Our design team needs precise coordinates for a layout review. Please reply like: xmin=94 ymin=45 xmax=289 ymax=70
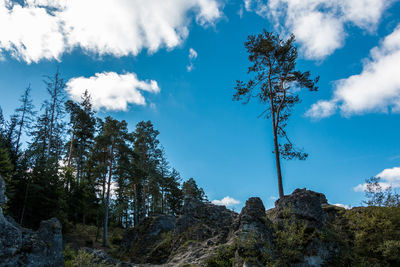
xmin=0 ymin=207 xmax=23 ymax=263
xmin=120 ymin=214 xmax=176 ymax=264
xmin=233 ymin=197 xmax=273 ymax=267
xmin=119 ymin=190 xmax=343 ymax=267
xmin=0 ymin=176 xmax=64 ymax=267
xmin=268 ymin=188 xmax=328 ymax=229
xmin=84 ymin=247 xmax=165 ymax=266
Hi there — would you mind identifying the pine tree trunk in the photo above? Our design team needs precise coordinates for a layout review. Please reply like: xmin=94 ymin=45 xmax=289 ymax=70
xmin=273 ymin=126 xmax=284 ymax=198
xmin=103 ymin=140 xmax=114 ymax=247
xmin=268 ymin=79 xmax=284 ymax=199
xmin=15 ymin=108 xmax=25 ymax=154
xmin=134 ymin=184 xmax=138 ymax=226
xmin=19 ymin=179 xmax=30 ymax=225
xmin=67 ymin=125 xmax=75 ymax=168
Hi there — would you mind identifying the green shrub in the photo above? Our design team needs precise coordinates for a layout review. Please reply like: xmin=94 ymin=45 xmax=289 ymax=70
xmin=272 ymin=220 xmax=310 ymax=265
xmin=344 ymin=206 xmax=400 ymax=265
xmin=205 ymin=244 xmax=236 ymax=267
xmin=65 ymin=249 xmax=114 ymax=267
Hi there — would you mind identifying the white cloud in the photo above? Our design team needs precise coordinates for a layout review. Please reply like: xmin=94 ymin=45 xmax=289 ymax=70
xmin=354 ymin=166 xmax=400 ymax=192
xmin=0 ymin=0 xmax=65 ymax=64
xmin=305 ymin=100 xmax=337 ymax=119
xmin=333 ymin=203 xmax=351 ymax=209
xmin=244 ymin=0 xmax=393 ymax=60
xmin=376 ymin=167 xmax=400 ymax=183
xmin=212 ymin=196 xmax=240 ymax=206
xmin=0 ymin=0 xmax=222 ymax=63
xmin=66 ymin=72 xmax=160 ymax=111
xmin=187 ymin=47 xmax=198 ymax=72
xmin=307 ymin=25 xmax=400 ymax=118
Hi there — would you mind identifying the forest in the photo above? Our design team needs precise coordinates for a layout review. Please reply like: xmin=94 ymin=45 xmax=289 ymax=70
xmin=0 ymin=69 xmax=207 ymax=246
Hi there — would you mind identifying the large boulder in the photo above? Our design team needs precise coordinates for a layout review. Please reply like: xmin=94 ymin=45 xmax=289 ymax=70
xmin=234 ymin=197 xmax=273 ymax=267
xmin=168 ymin=198 xmax=238 ymax=266
xmin=120 ymin=214 xmax=176 ymax=264
xmin=119 ymin=198 xmax=239 ymax=266
xmin=238 ymin=197 xmax=272 ymax=241
xmin=267 ymin=188 xmax=328 ymax=229
xmin=0 ymin=175 xmax=22 ymax=266
xmin=266 ymin=189 xmax=341 ymax=266
xmin=0 ymin=176 xmax=64 ymax=267
xmin=0 ymin=209 xmax=22 ymax=266
xmin=173 ymin=198 xmax=237 ymax=245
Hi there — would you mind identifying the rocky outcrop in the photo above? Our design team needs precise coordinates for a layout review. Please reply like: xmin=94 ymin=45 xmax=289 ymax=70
xmin=168 ymin=198 xmax=238 ymax=266
xmin=118 ymin=188 xmax=346 ymax=267
xmin=267 ymin=188 xmax=328 ymax=229
xmin=233 ymin=197 xmax=273 ymax=267
xmin=120 ymin=214 xmax=176 ymax=264
xmin=119 ymin=198 xmax=238 ymax=266
xmin=0 ymin=176 xmax=64 ymax=267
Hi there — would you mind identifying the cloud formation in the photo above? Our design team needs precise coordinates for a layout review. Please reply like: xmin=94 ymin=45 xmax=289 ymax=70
xmin=244 ymin=0 xmax=393 ymax=60
xmin=66 ymin=72 xmax=160 ymax=111
xmin=354 ymin=166 xmax=400 ymax=192
xmin=186 ymin=48 xmax=198 ymax=72
xmin=0 ymin=0 xmax=222 ymax=63
xmin=212 ymin=196 xmax=240 ymax=207
xmin=306 ymin=25 xmax=400 ymax=118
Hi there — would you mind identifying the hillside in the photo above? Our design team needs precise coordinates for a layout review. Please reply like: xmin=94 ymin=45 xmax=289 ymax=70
xmin=2 ymin=174 xmax=400 ymax=266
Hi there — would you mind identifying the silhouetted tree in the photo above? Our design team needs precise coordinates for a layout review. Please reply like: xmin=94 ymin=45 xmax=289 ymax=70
xmin=14 ymin=85 xmax=36 ymax=155
xmin=234 ymin=30 xmax=319 ymax=198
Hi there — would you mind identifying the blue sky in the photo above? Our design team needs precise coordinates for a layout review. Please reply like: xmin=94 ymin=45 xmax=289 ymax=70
xmin=1 ymin=0 xmax=400 ymax=210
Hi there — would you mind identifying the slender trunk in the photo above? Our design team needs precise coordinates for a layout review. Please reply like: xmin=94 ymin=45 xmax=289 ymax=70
xmin=134 ymin=184 xmax=138 ymax=226
xmin=267 ymin=62 xmax=284 ymax=198
xmin=67 ymin=126 xmax=75 ymax=168
xmin=15 ymin=109 xmax=25 ymax=154
xmin=143 ymin=182 xmax=146 ymax=217
xmin=77 ymin=144 xmax=82 ymax=184
xmin=103 ymin=141 xmax=114 ymax=247
xmin=273 ymin=126 xmax=284 ymax=198
xmin=19 ymin=179 xmax=30 ymax=225
xmin=161 ymin=187 xmax=164 ymax=214
xmin=102 ymin=151 xmax=107 ymax=201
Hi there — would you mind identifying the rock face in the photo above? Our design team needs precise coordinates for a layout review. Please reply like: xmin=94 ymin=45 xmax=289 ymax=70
xmin=168 ymin=198 xmax=238 ymax=266
xmin=120 ymin=214 xmax=176 ymax=264
xmin=120 ymin=198 xmax=238 ymax=266
xmin=119 ymin=188 xmax=344 ymax=267
xmin=265 ymin=189 xmax=339 ymax=266
xmin=267 ymin=188 xmax=328 ymax=229
xmin=234 ymin=197 xmax=273 ymax=267
xmin=0 ymin=176 xmax=64 ymax=267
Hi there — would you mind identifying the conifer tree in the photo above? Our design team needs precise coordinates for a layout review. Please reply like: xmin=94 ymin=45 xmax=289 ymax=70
xmin=14 ymin=85 xmax=36 ymax=155
xmin=234 ymin=31 xmax=319 ymax=198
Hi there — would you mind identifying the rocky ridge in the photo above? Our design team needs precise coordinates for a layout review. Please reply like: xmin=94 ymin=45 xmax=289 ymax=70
xmin=117 ymin=188 xmax=342 ymax=266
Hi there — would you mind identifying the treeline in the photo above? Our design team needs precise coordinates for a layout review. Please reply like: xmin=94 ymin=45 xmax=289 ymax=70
xmin=0 ymin=70 xmax=206 ymax=245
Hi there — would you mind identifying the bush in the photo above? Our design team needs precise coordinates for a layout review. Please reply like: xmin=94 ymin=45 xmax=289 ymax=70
xmin=65 ymin=249 xmax=114 ymax=267
xmin=344 ymin=206 xmax=400 ymax=265
xmin=205 ymin=244 xmax=236 ymax=267
xmin=272 ymin=220 xmax=310 ymax=265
